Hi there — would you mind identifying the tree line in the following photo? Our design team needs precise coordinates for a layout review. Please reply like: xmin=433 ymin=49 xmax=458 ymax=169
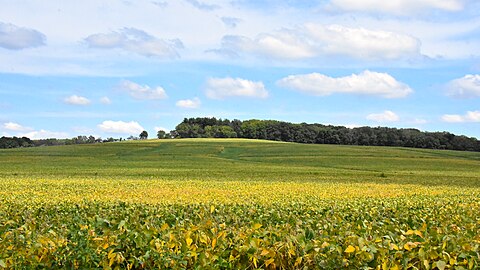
xmin=2 ymin=119 xmax=479 ymax=152
xmin=173 ymin=117 xmax=480 ymax=152
xmin=1 ymin=131 xmax=152 ymax=149
xmin=0 ymin=136 xmax=34 ymax=149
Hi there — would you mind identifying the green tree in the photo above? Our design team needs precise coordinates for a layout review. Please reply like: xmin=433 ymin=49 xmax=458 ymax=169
xmin=139 ymin=131 xmax=148 ymax=140
xmin=157 ymin=130 xmax=166 ymax=139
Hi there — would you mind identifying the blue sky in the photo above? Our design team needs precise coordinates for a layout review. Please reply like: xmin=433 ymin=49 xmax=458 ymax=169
xmin=1 ymin=0 xmax=479 ymax=139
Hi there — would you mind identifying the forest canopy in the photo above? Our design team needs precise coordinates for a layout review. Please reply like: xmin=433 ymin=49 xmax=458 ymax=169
xmin=173 ymin=117 xmax=480 ymax=152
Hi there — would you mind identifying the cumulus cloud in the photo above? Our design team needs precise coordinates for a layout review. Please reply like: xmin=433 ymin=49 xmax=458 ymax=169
xmin=64 ymin=95 xmax=91 ymax=106
xmin=330 ymin=0 xmax=464 ymax=15
xmin=97 ymin=120 xmax=145 ymax=134
xmin=176 ymin=97 xmax=201 ymax=109
xmin=21 ymin=129 xmax=69 ymax=139
xmin=206 ymin=77 xmax=269 ymax=99
xmin=214 ymin=24 xmax=420 ymax=61
xmin=277 ymin=70 xmax=413 ymax=98
xmin=446 ymin=74 xmax=480 ymax=98
xmin=0 ymin=22 xmax=46 ymax=50
xmin=1 ymin=122 xmax=67 ymax=139
xmin=119 ymin=80 xmax=167 ymax=100
xmin=100 ymin=96 xmax=112 ymax=105
xmin=442 ymin=111 xmax=480 ymax=123
xmin=2 ymin=122 xmax=32 ymax=132
xmin=366 ymin=111 xmax=400 ymax=122
xmin=85 ymin=28 xmax=183 ymax=58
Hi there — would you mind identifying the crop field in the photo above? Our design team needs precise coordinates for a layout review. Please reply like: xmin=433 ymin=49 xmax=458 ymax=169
xmin=0 ymin=139 xmax=479 ymax=269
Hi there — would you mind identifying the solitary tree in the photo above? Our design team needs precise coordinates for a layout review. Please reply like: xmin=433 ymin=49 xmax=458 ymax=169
xmin=157 ymin=130 xmax=166 ymax=139
xmin=139 ymin=130 xmax=148 ymax=140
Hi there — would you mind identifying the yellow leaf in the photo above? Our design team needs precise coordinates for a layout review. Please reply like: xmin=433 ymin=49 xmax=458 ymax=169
xmin=108 ymin=250 xmax=115 ymax=259
xmin=344 ymin=245 xmax=355 ymax=253
xmin=265 ymin=258 xmax=275 ymax=267
xmin=210 ymin=205 xmax=215 ymax=213
xmin=294 ymin=257 xmax=302 ymax=267
xmin=212 ymin=238 xmax=217 ymax=249
xmin=404 ymin=242 xmax=418 ymax=251
xmin=253 ymin=223 xmax=262 ymax=230
xmin=405 ymin=230 xmax=414 ymax=235
xmin=260 ymin=249 xmax=270 ymax=256
xmin=186 ymin=237 xmax=193 ymax=247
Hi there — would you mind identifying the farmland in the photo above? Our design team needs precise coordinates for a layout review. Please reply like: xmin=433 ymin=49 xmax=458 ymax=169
xmin=0 ymin=139 xmax=479 ymax=269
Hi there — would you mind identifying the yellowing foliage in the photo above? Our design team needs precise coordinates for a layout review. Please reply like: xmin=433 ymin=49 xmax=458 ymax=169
xmin=0 ymin=139 xmax=479 ymax=269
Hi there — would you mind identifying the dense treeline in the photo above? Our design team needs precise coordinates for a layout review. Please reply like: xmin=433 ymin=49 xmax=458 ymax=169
xmin=174 ymin=117 xmax=480 ymax=152
xmin=1 ymin=136 xmax=122 ymax=149
xmin=33 ymin=135 xmax=120 ymax=147
xmin=0 ymin=136 xmax=34 ymax=149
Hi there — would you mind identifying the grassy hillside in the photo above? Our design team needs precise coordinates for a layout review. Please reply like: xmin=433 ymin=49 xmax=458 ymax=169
xmin=0 ymin=139 xmax=479 ymax=269
xmin=1 ymin=138 xmax=479 ymax=186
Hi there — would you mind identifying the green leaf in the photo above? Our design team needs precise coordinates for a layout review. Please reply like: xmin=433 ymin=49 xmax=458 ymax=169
xmin=435 ymin=260 xmax=446 ymax=270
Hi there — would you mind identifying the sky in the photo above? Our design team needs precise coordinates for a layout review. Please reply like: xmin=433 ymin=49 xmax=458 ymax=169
xmin=1 ymin=0 xmax=480 ymax=139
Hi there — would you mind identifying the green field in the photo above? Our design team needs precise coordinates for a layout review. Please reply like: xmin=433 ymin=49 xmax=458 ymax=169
xmin=0 ymin=139 xmax=479 ymax=269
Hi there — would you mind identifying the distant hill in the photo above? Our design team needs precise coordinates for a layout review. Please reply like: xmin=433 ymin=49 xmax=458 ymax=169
xmin=173 ymin=117 xmax=480 ymax=152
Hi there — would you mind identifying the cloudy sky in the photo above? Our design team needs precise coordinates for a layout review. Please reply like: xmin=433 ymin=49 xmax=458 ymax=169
xmin=1 ymin=0 xmax=480 ymax=139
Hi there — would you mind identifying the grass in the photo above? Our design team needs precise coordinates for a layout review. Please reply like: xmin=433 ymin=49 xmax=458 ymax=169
xmin=0 ymin=139 xmax=479 ymax=269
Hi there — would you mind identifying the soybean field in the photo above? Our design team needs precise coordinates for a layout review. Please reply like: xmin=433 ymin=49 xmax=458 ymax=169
xmin=0 ymin=139 xmax=479 ymax=269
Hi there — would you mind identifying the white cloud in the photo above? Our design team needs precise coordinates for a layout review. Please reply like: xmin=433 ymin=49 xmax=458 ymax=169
xmin=442 ymin=111 xmax=480 ymax=123
xmin=2 ymin=122 xmax=32 ymax=132
xmin=21 ymin=129 xmax=69 ymax=139
xmin=0 ymin=22 xmax=46 ymax=50
xmin=100 ymin=96 xmax=112 ymax=105
xmin=330 ymin=0 xmax=464 ymax=15
xmin=206 ymin=77 xmax=269 ymax=99
xmin=176 ymin=97 xmax=201 ymax=109
xmin=97 ymin=120 xmax=145 ymax=134
xmin=277 ymin=70 xmax=413 ymax=98
xmin=215 ymin=24 xmax=420 ymax=61
xmin=64 ymin=95 xmax=91 ymax=106
xmin=85 ymin=27 xmax=183 ymax=58
xmin=367 ymin=111 xmax=400 ymax=122
xmin=446 ymin=74 xmax=480 ymax=98
xmin=119 ymin=80 xmax=167 ymax=100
